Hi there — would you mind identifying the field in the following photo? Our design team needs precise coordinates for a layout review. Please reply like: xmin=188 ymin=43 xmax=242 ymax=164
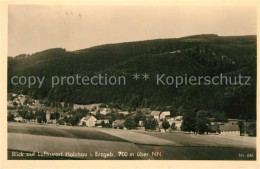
xmin=8 ymin=123 xmax=256 ymax=160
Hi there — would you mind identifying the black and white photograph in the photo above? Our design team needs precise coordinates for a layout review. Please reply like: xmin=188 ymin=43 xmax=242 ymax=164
xmin=3 ymin=1 xmax=258 ymax=163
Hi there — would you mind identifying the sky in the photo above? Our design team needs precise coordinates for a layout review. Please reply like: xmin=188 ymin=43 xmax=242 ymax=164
xmin=8 ymin=5 xmax=257 ymax=56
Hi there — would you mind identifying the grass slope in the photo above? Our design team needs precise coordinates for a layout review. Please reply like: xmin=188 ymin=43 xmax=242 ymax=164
xmin=8 ymin=123 xmax=256 ymax=160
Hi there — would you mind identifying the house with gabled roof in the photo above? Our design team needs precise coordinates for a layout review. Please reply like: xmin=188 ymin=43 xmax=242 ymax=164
xmin=219 ymin=124 xmax=240 ymax=136
xmin=160 ymin=111 xmax=171 ymax=120
xmin=112 ymin=120 xmax=125 ymax=129
xmin=151 ymin=111 xmax=160 ymax=120
xmin=78 ymin=115 xmax=97 ymax=127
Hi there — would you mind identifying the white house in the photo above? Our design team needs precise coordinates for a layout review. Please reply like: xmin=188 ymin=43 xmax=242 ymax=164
xmin=14 ymin=115 xmax=23 ymax=122
xmin=160 ymin=111 xmax=171 ymax=120
xmin=78 ymin=115 xmax=97 ymax=127
xmin=138 ymin=121 xmax=144 ymax=127
xmin=151 ymin=111 xmax=160 ymax=120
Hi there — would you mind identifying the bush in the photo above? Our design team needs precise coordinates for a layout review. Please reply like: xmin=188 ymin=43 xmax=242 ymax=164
xmin=58 ymin=119 xmax=65 ymax=125
xmin=247 ymin=122 xmax=256 ymax=136
xmin=162 ymin=119 xmax=170 ymax=131
xmin=171 ymin=123 xmax=177 ymax=131
xmin=7 ymin=113 xmax=15 ymax=121
xmin=195 ymin=110 xmax=211 ymax=134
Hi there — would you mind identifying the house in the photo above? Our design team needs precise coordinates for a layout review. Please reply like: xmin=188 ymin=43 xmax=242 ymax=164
xmin=118 ymin=111 xmax=129 ymax=116
xmin=100 ymin=108 xmax=111 ymax=115
xmin=138 ymin=121 xmax=144 ymax=127
xmin=168 ymin=119 xmax=182 ymax=130
xmin=219 ymin=124 xmax=240 ymax=136
xmin=136 ymin=108 xmax=151 ymax=114
xmin=46 ymin=111 xmax=58 ymax=124
xmin=174 ymin=116 xmax=183 ymax=121
xmin=46 ymin=111 xmax=51 ymax=122
xmin=30 ymin=100 xmax=43 ymax=109
xmin=112 ymin=120 xmax=125 ymax=129
xmin=90 ymin=108 xmax=111 ymax=115
xmin=73 ymin=104 xmax=89 ymax=110
xmin=11 ymin=93 xmax=17 ymax=97
xmin=90 ymin=109 xmax=98 ymax=115
xmin=60 ymin=102 xmax=65 ymax=108
xmin=151 ymin=111 xmax=160 ymax=120
xmin=227 ymin=119 xmax=240 ymax=125
xmin=14 ymin=94 xmax=26 ymax=105
xmin=7 ymin=101 xmax=14 ymax=107
xmin=210 ymin=123 xmax=220 ymax=133
xmin=158 ymin=121 xmax=170 ymax=132
xmin=73 ymin=103 xmax=101 ymax=111
xmin=160 ymin=111 xmax=171 ymax=120
xmin=14 ymin=115 xmax=23 ymax=122
xmin=96 ymin=119 xmax=109 ymax=127
xmin=78 ymin=115 xmax=97 ymax=127
xmin=8 ymin=110 xmax=18 ymax=116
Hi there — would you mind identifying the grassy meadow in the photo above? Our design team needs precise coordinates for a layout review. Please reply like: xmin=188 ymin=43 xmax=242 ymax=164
xmin=8 ymin=123 xmax=256 ymax=160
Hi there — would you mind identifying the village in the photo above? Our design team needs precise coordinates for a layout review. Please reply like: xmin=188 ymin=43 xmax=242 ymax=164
xmin=7 ymin=93 xmax=254 ymax=137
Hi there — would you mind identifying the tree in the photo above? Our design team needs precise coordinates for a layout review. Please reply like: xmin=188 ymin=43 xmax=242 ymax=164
xmin=171 ymin=122 xmax=177 ymax=131
xmin=95 ymin=111 xmax=101 ymax=120
xmin=105 ymin=115 xmax=113 ymax=125
xmin=129 ymin=95 xmax=141 ymax=111
xmin=25 ymin=110 xmax=35 ymax=121
xmin=237 ymin=121 xmax=245 ymax=136
xmin=119 ymin=113 xmax=125 ymax=120
xmin=8 ymin=113 xmax=14 ymax=121
xmin=101 ymin=120 xmax=105 ymax=128
xmin=58 ymin=119 xmax=65 ymax=125
xmin=67 ymin=116 xmax=78 ymax=126
xmin=82 ymin=121 xmax=86 ymax=127
xmin=181 ymin=109 xmax=196 ymax=133
xmin=18 ymin=110 xmax=28 ymax=119
xmin=124 ymin=116 xmax=136 ymax=130
xmin=64 ymin=102 xmax=68 ymax=108
xmin=195 ymin=110 xmax=211 ymax=134
xmin=169 ymin=106 xmax=177 ymax=118
xmin=35 ymin=110 xmax=47 ymax=123
xmin=7 ymin=36 xmax=257 ymax=122
xmin=162 ymin=119 xmax=170 ymax=131
xmin=29 ymin=111 xmax=35 ymax=121
xmin=144 ymin=115 xmax=157 ymax=130
xmin=8 ymin=93 xmax=14 ymax=101
xmin=212 ymin=111 xmax=227 ymax=122
xmin=150 ymin=119 xmax=157 ymax=130
xmin=246 ymin=122 xmax=256 ymax=136
xmin=53 ymin=111 xmax=60 ymax=120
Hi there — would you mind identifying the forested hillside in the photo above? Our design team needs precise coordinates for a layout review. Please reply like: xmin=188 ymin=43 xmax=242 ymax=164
xmin=8 ymin=34 xmax=257 ymax=120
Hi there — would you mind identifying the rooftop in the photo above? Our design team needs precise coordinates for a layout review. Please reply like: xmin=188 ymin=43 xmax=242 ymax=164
xmin=219 ymin=124 xmax=240 ymax=132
